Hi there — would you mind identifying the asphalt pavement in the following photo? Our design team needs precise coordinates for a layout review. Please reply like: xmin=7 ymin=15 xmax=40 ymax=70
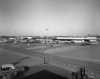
xmin=0 ymin=44 xmax=100 ymax=79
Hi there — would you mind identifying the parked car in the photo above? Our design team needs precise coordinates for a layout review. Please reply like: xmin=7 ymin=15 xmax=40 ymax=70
xmin=0 ymin=64 xmax=16 ymax=72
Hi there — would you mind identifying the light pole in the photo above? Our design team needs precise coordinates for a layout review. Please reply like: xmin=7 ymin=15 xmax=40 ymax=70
xmin=45 ymin=28 xmax=49 ymax=45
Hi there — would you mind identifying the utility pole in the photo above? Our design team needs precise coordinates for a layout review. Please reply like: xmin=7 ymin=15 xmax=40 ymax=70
xmin=45 ymin=28 xmax=49 ymax=47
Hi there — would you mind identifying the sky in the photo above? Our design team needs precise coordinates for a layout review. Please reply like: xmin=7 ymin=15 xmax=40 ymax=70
xmin=0 ymin=0 xmax=100 ymax=36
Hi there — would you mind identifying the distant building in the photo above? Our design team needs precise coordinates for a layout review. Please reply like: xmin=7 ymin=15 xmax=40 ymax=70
xmin=0 ymin=39 xmax=8 ymax=43
xmin=55 ymin=36 xmax=98 ymax=44
xmin=72 ymin=40 xmax=85 ymax=44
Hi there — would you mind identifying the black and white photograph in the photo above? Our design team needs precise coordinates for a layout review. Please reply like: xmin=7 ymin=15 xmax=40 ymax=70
xmin=0 ymin=0 xmax=100 ymax=79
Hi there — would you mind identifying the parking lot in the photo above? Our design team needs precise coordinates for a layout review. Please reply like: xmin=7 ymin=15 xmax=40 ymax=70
xmin=0 ymin=43 xmax=100 ymax=79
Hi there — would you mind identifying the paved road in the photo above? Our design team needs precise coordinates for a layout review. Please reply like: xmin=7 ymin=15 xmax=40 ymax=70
xmin=45 ymin=44 xmax=100 ymax=79
xmin=0 ymin=44 xmax=44 ymax=66
xmin=45 ymin=45 xmax=100 ymax=62
xmin=0 ymin=44 xmax=100 ymax=79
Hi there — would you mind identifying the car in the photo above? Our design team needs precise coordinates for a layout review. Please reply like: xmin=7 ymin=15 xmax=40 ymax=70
xmin=0 ymin=64 xmax=16 ymax=72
